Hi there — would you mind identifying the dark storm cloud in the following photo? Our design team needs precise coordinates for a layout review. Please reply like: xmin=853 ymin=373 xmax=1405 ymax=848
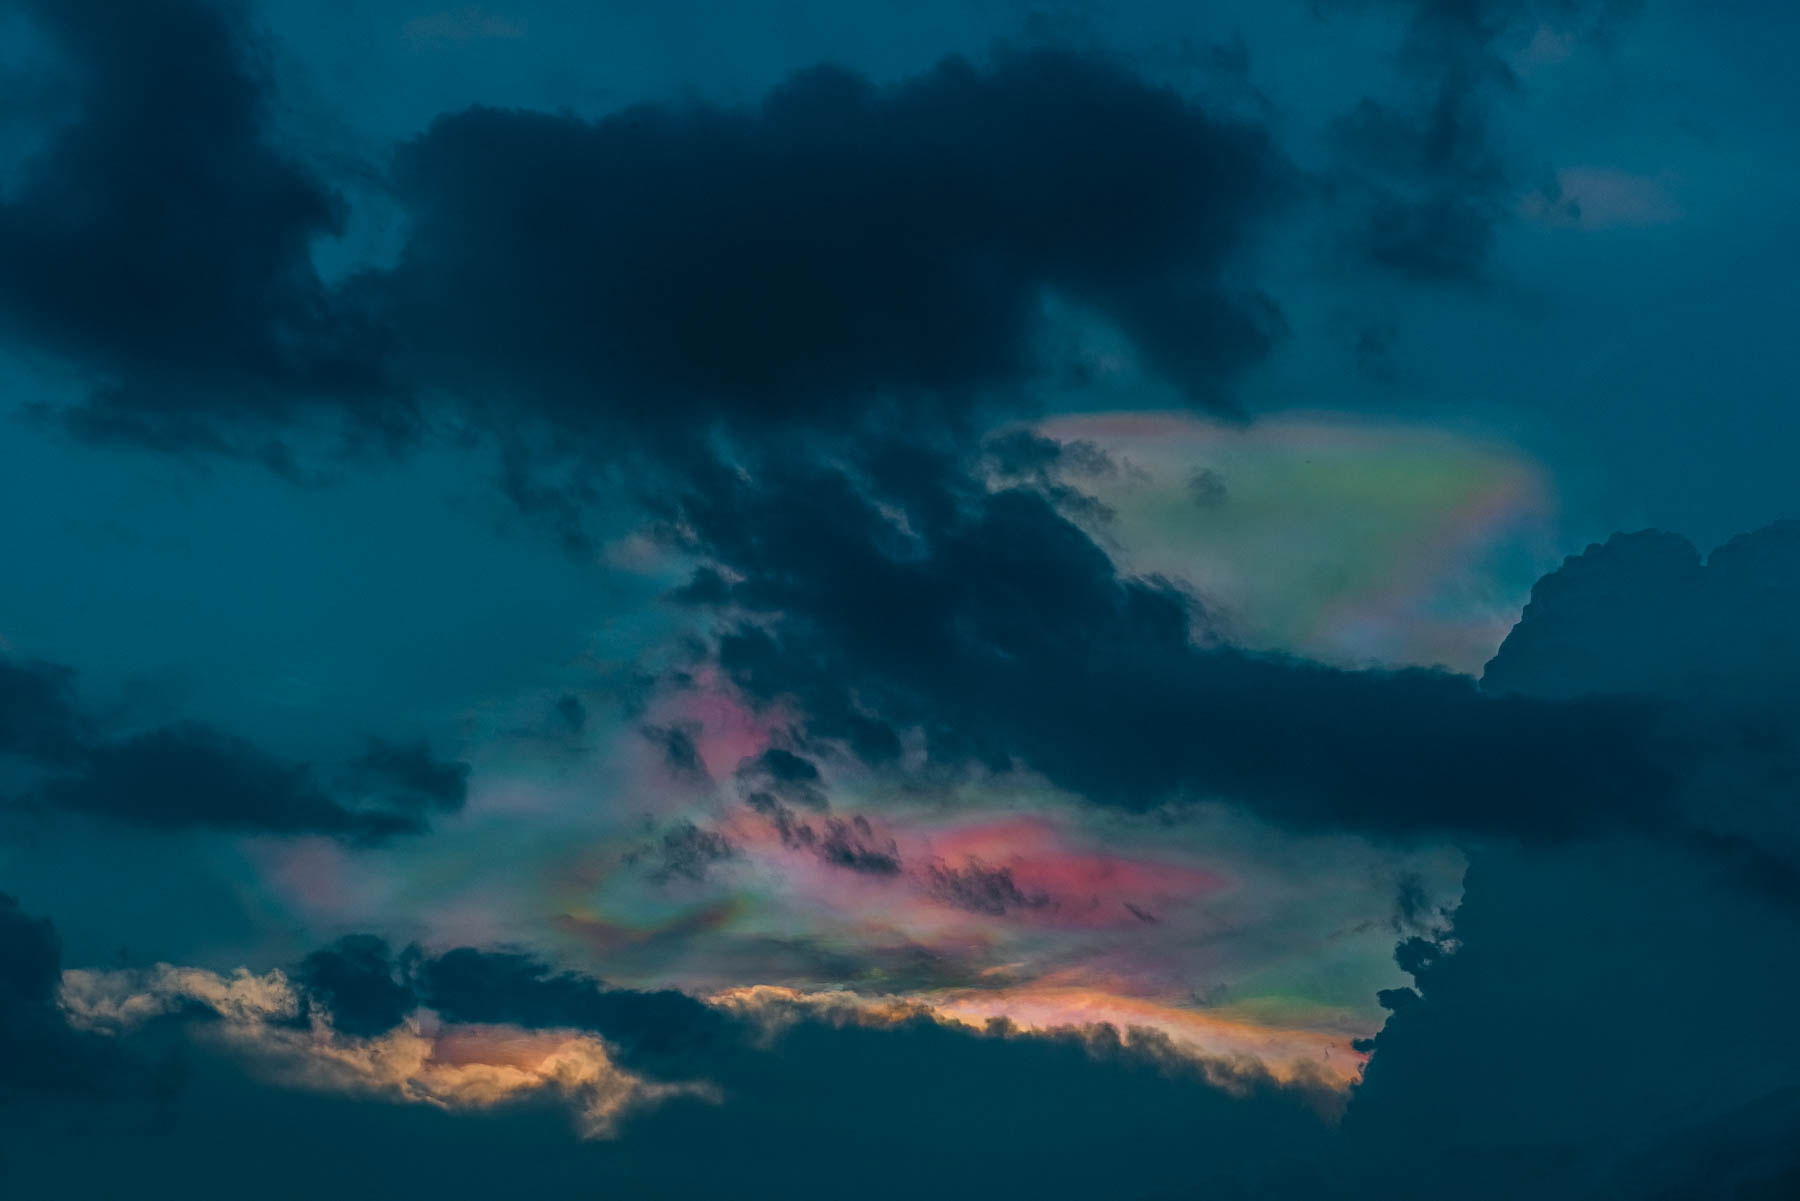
xmin=0 ymin=11 xmax=1291 ymax=474
xmin=674 ymin=441 xmax=1682 ymax=839
xmin=1482 ymin=521 xmax=1800 ymax=890
xmin=1343 ymin=837 xmax=1800 ymax=1201
xmin=290 ymin=936 xmax=740 ymax=1068
xmin=420 ymin=948 xmax=741 ymax=1065
xmin=0 ymin=0 xmax=404 ymax=458
xmin=372 ymin=49 xmax=1289 ymax=442
xmin=295 ymin=933 xmax=414 ymax=1038
xmin=1483 ymin=522 xmax=1800 ymax=712
xmin=0 ymin=892 xmax=117 ymax=1101
xmin=0 ymin=653 xmax=466 ymax=839
xmin=1342 ymin=510 xmax=1800 ymax=1186
xmin=43 ymin=723 xmax=424 ymax=837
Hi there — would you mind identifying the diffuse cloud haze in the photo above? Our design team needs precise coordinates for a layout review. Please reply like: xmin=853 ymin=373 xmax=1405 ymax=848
xmin=3 ymin=0 xmax=1799 ymax=1198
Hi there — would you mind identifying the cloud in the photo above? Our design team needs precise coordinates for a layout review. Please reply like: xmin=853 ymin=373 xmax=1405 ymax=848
xmin=1344 ymin=835 xmax=1800 ymax=1199
xmin=36 ymin=921 xmax=1350 ymax=1185
xmin=640 ymin=820 xmax=737 ymax=884
xmin=0 ymin=892 xmax=120 ymax=1101
xmin=1482 ymin=521 xmax=1800 ymax=881
xmin=1323 ymin=0 xmax=1645 ymax=283
xmin=0 ymin=0 xmax=404 ymax=457
xmin=0 ymin=20 xmax=1291 ymax=492
xmin=1483 ymin=522 xmax=1800 ymax=711
xmin=46 ymin=925 xmax=1349 ymax=1169
xmin=17 ymin=952 xmax=1342 ymax=1198
xmin=734 ymin=747 xmax=828 ymax=811
xmin=924 ymin=859 xmax=1052 ymax=916
xmin=61 ymin=957 xmax=713 ymax=1139
xmin=671 ymin=439 xmax=1681 ymax=839
xmin=45 ymin=723 xmax=423 ymax=838
xmin=0 ymin=653 xmax=467 ymax=839
xmin=341 ymin=738 xmax=472 ymax=813
xmin=0 ymin=654 xmax=91 ymax=764
xmin=286 ymin=937 xmax=744 ymax=1072
xmin=1331 ymin=522 xmax=1800 ymax=1193
xmin=815 ymin=815 xmax=904 ymax=875
xmin=296 ymin=934 xmax=415 ymax=1038
xmin=641 ymin=724 xmax=707 ymax=778
xmin=371 ymin=49 xmax=1289 ymax=450
xmin=1324 ymin=0 xmax=1517 ymax=283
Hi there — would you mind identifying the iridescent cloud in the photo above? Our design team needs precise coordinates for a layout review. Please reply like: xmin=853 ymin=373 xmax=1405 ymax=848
xmin=1035 ymin=410 xmax=1553 ymax=672
xmin=233 ymin=410 xmax=1530 ymax=1091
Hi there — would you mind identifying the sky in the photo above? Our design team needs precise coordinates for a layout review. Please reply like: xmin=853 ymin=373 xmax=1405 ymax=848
xmin=1 ymin=1 xmax=1798 ymax=1197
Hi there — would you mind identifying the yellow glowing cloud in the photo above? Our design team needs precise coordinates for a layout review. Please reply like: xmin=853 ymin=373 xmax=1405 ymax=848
xmin=59 ymin=966 xmax=717 ymax=1138
xmin=708 ymin=982 xmax=1362 ymax=1089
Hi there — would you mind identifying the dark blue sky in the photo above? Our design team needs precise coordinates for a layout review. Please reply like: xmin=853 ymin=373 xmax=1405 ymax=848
xmin=2 ymin=2 xmax=1798 ymax=1197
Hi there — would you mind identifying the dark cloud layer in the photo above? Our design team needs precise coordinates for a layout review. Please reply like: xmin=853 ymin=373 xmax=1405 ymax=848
xmin=294 ymin=936 xmax=742 ymax=1070
xmin=374 ymin=50 xmax=1287 ymax=440
xmin=1344 ymin=838 xmax=1800 ymax=1200
xmin=0 ymin=654 xmax=466 ymax=839
xmin=341 ymin=738 xmax=472 ymax=813
xmin=0 ymin=3 xmax=1290 ymax=479
xmin=0 ymin=0 xmax=402 ymax=458
xmin=1483 ymin=522 xmax=1800 ymax=884
xmin=1332 ymin=522 xmax=1800 ymax=1197
xmin=674 ymin=441 xmax=1681 ymax=839
xmin=5 ymin=1010 xmax=1338 ymax=1201
xmin=10 ymin=910 xmax=1338 ymax=1199
xmin=2 ymin=2 xmax=1795 ymax=1196
xmin=1484 ymin=522 xmax=1800 ymax=712
xmin=0 ymin=892 xmax=115 ymax=1101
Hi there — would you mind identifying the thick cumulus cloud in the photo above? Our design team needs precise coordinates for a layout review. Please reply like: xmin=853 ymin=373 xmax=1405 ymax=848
xmin=0 ymin=4 xmax=1289 ymax=473
xmin=0 ymin=892 xmax=122 ymax=1102
xmin=371 ymin=49 xmax=1287 ymax=438
xmin=1329 ymin=520 xmax=1800 ymax=1198
xmin=0 ymin=0 xmax=403 ymax=456
xmin=1484 ymin=521 xmax=1800 ymax=712
xmin=669 ymin=438 xmax=1680 ymax=838
xmin=0 ymin=653 xmax=466 ymax=839
xmin=1343 ymin=837 xmax=1800 ymax=1200
xmin=1483 ymin=522 xmax=1800 ymax=879
xmin=293 ymin=936 xmax=742 ymax=1072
